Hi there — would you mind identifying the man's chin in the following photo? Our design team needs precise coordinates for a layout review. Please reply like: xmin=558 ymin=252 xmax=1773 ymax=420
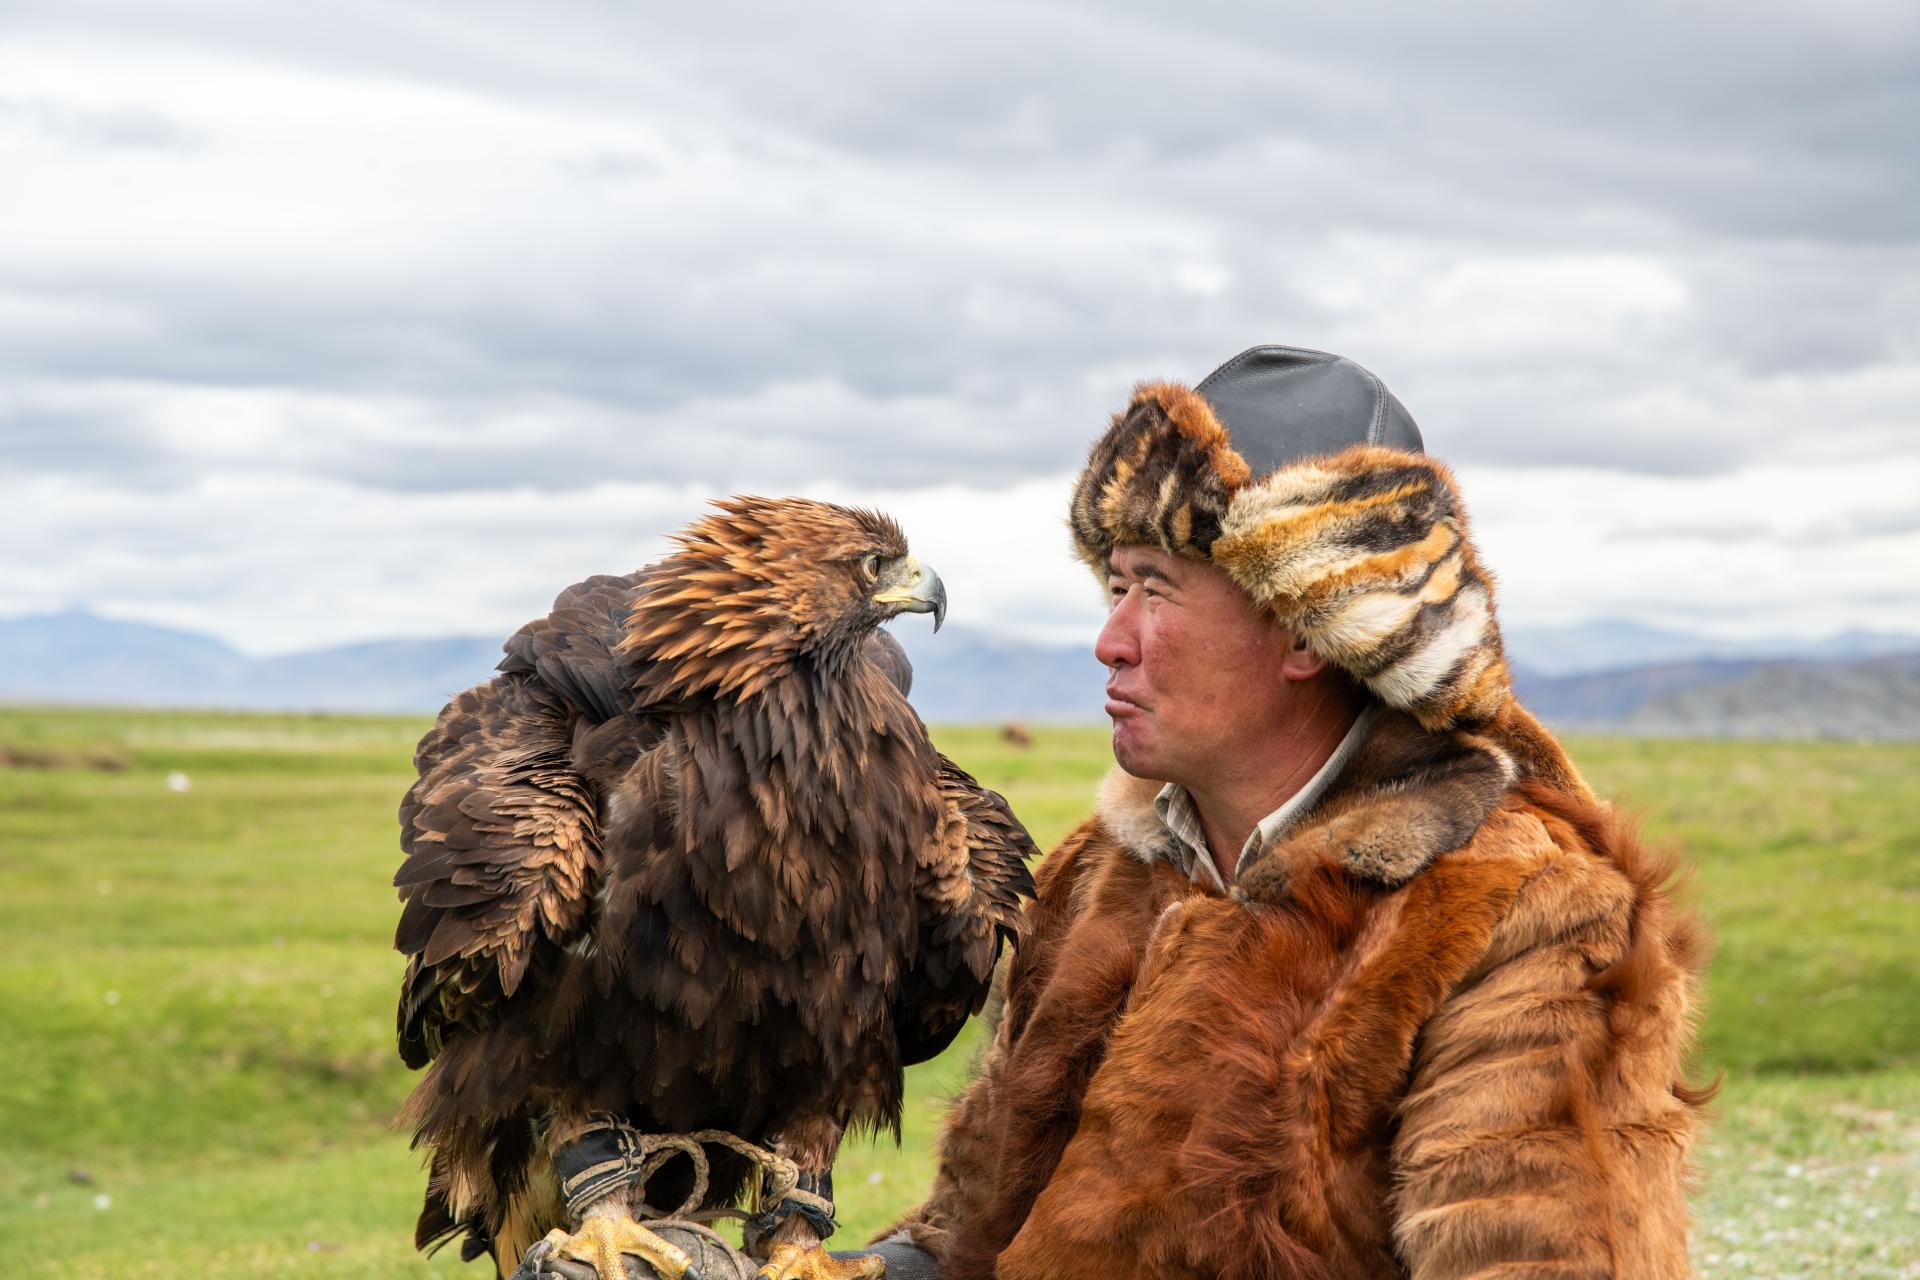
xmin=1108 ymin=723 xmax=1160 ymax=780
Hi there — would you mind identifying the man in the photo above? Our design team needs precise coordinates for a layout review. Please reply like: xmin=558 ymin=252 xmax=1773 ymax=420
xmin=870 ymin=345 xmax=1711 ymax=1278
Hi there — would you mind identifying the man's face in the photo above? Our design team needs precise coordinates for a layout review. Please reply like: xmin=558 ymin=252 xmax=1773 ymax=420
xmin=1096 ymin=544 xmax=1303 ymax=785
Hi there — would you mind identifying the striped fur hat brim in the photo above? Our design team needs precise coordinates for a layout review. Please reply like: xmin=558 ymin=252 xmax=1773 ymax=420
xmin=1072 ymin=382 xmax=1513 ymax=733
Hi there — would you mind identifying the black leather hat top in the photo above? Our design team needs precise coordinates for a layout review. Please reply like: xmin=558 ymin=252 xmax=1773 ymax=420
xmin=1194 ymin=345 xmax=1422 ymax=477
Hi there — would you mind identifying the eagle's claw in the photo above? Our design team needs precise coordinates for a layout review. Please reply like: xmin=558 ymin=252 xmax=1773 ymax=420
xmin=513 ymin=1239 xmax=597 ymax=1280
xmin=752 ymin=1242 xmax=884 ymax=1280
xmin=535 ymin=1214 xmax=701 ymax=1280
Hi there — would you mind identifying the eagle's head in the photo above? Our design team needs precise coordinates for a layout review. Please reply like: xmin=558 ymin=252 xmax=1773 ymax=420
xmin=622 ymin=496 xmax=946 ymax=702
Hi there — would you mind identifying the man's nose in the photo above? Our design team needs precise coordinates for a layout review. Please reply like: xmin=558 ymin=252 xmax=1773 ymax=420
xmin=1095 ymin=592 xmax=1138 ymax=669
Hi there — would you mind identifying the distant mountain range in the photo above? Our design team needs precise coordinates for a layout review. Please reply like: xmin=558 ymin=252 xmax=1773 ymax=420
xmin=2 ymin=608 xmax=1916 ymax=739
xmin=1619 ymin=651 xmax=1920 ymax=740
xmin=0 ymin=608 xmax=1104 ymax=723
xmin=0 ymin=609 xmax=505 ymax=716
xmin=1501 ymin=619 xmax=1920 ymax=676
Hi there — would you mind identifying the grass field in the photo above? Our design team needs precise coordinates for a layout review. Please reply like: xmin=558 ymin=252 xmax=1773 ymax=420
xmin=1 ymin=706 xmax=1914 ymax=1278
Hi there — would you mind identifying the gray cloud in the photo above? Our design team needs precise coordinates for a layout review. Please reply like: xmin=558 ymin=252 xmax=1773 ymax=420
xmin=1608 ymin=520 xmax=1778 ymax=545
xmin=0 ymin=94 xmax=204 ymax=150
xmin=1 ymin=0 xmax=1915 ymax=505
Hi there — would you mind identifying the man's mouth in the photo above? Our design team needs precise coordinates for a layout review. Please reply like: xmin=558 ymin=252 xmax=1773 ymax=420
xmin=1104 ymin=684 xmax=1145 ymax=719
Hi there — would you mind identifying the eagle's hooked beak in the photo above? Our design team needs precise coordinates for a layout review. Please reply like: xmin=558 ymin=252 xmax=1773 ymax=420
xmin=873 ymin=555 xmax=947 ymax=632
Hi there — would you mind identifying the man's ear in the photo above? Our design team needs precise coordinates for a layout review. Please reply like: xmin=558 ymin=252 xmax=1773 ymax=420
xmin=1278 ymin=631 xmax=1329 ymax=682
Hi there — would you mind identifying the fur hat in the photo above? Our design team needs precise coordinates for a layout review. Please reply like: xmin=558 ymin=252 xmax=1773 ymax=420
xmin=1070 ymin=345 xmax=1512 ymax=733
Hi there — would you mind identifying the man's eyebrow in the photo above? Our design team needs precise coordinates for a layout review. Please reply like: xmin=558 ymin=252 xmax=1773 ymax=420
xmin=1105 ymin=558 xmax=1179 ymax=586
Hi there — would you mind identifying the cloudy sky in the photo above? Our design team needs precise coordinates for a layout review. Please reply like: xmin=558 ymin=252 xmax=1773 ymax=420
xmin=4 ymin=0 xmax=1917 ymax=655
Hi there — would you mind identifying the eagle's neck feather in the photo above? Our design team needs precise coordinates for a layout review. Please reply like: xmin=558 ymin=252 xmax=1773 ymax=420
xmin=619 ymin=550 xmax=870 ymax=707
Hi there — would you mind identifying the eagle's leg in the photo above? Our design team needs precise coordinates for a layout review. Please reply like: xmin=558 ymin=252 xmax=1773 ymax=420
xmin=538 ymin=1114 xmax=703 ymax=1280
xmin=539 ymin=1198 xmax=701 ymax=1280
xmin=750 ymin=1119 xmax=884 ymax=1280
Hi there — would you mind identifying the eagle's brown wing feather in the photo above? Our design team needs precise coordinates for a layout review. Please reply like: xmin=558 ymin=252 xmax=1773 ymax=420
xmin=895 ymin=755 xmax=1037 ymax=1065
xmin=498 ymin=572 xmax=641 ymax=724
xmin=395 ymin=574 xmax=655 ymax=1072
xmin=394 ymin=671 xmax=603 ymax=1069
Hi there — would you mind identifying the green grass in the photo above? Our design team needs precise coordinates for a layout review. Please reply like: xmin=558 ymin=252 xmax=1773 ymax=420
xmin=1572 ymin=738 xmax=1920 ymax=1076
xmin=0 ymin=706 xmax=1913 ymax=1278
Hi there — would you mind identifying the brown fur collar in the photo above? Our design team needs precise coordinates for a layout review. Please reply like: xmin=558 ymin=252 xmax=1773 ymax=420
xmin=1092 ymin=707 xmax=1581 ymax=898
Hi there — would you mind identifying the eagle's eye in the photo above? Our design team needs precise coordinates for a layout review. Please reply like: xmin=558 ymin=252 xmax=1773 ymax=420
xmin=859 ymin=553 xmax=883 ymax=583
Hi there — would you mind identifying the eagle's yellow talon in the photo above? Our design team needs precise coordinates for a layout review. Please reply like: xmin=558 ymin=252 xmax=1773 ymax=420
xmin=541 ymin=1213 xmax=698 ymax=1280
xmin=752 ymin=1241 xmax=884 ymax=1280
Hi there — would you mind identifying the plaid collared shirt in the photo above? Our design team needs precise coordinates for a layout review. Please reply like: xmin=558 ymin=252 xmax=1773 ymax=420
xmin=1151 ymin=704 xmax=1378 ymax=892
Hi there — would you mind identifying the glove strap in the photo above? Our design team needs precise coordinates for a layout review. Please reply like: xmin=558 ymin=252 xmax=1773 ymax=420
xmin=552 ymin=1114 xmax=649 ymax=1219
xmin=744 ymin=1169 xmax=837 ymax=1244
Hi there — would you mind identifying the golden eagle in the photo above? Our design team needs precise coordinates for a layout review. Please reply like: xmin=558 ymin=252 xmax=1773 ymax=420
xmin=393 ymin=497 xmax=1035 ymax=1280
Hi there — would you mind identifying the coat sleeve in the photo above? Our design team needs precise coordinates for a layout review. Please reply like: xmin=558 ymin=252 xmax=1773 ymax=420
xmin=1388 ymin=805 xmax=1710 ymax=1278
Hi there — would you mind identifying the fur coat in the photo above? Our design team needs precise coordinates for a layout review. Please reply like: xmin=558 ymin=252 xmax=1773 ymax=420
xmin=883 ymin=376 xmax=1713 ymax=1279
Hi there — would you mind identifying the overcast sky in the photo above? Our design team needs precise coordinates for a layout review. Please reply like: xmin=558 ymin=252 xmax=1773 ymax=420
xmin=4 ymin=0 xmax=1917 ymax=654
